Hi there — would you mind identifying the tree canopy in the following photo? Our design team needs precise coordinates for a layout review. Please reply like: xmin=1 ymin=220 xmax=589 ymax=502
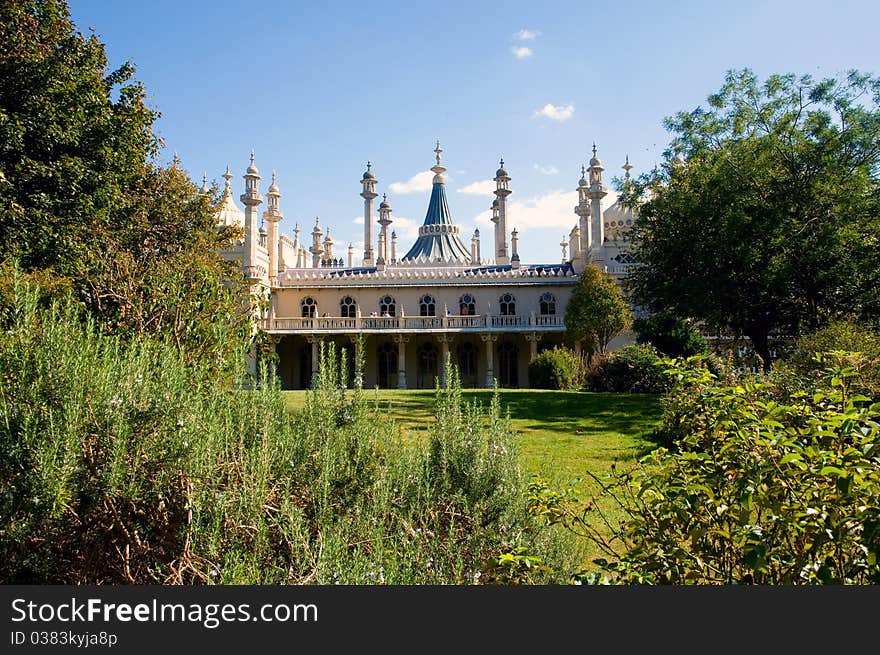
xmin=564 ymin=264 xmax=632 ymax=356
xmin=0 ymin=0 xmax=250 ymax=377
xmin=624 ymin=69 xmax=880 ymax=366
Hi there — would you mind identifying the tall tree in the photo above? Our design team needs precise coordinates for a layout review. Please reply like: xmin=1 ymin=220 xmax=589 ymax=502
xmin=624 ymin=69 xmax=880 ymax=366
xmin=564 ymin=264 xmax=632 ymax=357
xmin=0 ymin=0 xmax=250 ymax=376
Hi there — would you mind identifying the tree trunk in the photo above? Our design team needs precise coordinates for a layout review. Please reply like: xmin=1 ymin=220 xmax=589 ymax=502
xmin=748 ymin=330 xmax=773 ymax=372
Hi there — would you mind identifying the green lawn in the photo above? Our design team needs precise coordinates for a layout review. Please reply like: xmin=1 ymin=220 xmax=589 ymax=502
xmin=284 ymin=387 xmax=662 ymax=570
xmin=283 ymin=388 xmax=662 ymax=485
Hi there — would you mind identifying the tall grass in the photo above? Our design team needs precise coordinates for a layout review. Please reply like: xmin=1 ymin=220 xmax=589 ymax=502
xmin=0 ymin=274 xmax=574 ymax=583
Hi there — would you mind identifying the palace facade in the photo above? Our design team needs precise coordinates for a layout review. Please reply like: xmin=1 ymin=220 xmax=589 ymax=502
xmin=213 ymin=143 xmax=636 ymax=389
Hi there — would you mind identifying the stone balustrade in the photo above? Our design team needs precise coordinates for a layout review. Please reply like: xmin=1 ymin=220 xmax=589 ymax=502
xmin=264 ymin=313 xmax=564 ymax=333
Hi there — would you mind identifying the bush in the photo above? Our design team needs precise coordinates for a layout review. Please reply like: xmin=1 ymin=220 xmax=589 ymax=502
xmin=587 ymin=343 xmax=670 ymax=393
xmin=0 ymin=273 xmax=575 ymax=583
xmin=528 ymin=347 xmax=582 ymax=390
xmin=532 ymin=355 xmax=880 ymax=584
xmin=773 ymin=319 xmax=880 ymax=401
xmin=633 ymin=310 xmax=707 ymax=358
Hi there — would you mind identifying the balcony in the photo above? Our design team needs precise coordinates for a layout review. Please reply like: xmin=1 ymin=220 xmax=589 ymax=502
xmin=263 ymin=313 xmax=565 ymax=334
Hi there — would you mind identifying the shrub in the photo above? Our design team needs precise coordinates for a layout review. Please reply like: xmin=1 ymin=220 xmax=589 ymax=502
xmin=633 ymin=310 xmax=707 ymax=358
xmin=0 ymin=273 xmax=574 ymax=584
xmin=532 ymin=355 xmax=880 ymax=584
xmin=773 ymin=319 xmax=880 ymax=401
xmin=528 ymin=347 xmax=582 ymax=390
xmin=587 ymin=343 xmax=669 ymax=393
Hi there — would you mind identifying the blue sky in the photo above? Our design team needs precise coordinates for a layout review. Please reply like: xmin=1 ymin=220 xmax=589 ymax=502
xmin=69 ymin=0 xmax=879 ymax=264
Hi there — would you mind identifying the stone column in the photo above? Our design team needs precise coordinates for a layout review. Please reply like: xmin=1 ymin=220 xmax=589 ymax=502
xmin=437 ymin=334 xmax=455 ymax=387
xmin=306 ymin=335 xmax=322 ymax=377
xmin=480 ymin=333 xmax=498 ymax=388
xmin=525 ymin=332 xmax=542 ymax=361
xmin=393 ymin=334 xmax=409 ymax=390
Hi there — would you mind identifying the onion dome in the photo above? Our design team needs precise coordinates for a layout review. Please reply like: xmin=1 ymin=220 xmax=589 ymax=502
xmin=495 ymin=157 xmax=509 ymax=178
xmin=589 ymin=143 xmax=602 ymax=167
xmin=379 ymin=193 xmax=391 ymax=210
xmin=268 ymin=171 xmax=280 ymax=194
xmin=246 ymin=150 xmax=259 ymax=175
xmin=362 ymin=161 xmax=376 ymax=180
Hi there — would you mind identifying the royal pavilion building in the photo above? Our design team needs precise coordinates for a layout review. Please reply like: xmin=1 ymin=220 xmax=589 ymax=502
xmin=212 ymin=142 xmax=636 ymax=389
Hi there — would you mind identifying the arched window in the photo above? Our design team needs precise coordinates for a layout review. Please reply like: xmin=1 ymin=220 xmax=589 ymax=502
xmin=340 ymin=296 xmax=357 ymax=318
xmin=301 ymin=296 xmax=317 ymax=318
xmin=379 ymin=295 xmax=396 ymax=317
xmin=459 ymin=294 xmax=476 ymax=316
xmin=499 ymin=293 xmax=516 ymax=316
xmin=539 ymin=292 xmax=556 ymax=316
xmin=419 ymin=294 xmax=436 ymax=317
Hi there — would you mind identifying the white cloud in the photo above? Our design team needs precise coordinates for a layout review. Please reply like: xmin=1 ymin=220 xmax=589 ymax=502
xmin=353 ymin=215 xmax=420 ymax=241
xmin=514 ymin=29 xmax=540 ymax=40
xmin=533 ymin=164 xmax=559 ymax=175
xmin=473 ymin=189 xmax=619 ymax=232
xmin=511 ymin=46 xmax=533 ymax=59
xmin=533 ymin=103 xmax=574 ymax=121
xmin=457 ymin=179 xmax=496 ymax=195
xmin=389 ymin=171 xmax=434 ymax=194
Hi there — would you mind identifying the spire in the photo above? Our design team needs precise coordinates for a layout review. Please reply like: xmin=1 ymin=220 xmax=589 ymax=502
xmin=199 ymin=173 xmax=209 ymax=195
xmin=623 ymin=155 xmax=633 ymax=180
xmin=431 ymin=141 xmax=447 ymax=182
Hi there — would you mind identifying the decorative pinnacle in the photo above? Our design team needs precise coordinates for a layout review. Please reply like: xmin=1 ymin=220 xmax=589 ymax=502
xmin=434 ymin=141 xmax=443 ymax=166
xmin=367 ymin=160 xmax=372 ymax=171
xmin=592 ymin=142 xmax=597 ymax=157
xmin=294 ymin=222 xmax=300 ymax=233
xmin=223 ymin=165 xmax=233 ymax=182
xmin=383 ymin=193 xmax=386 ymax=202
xmin=250 ymin=149 xmax=255 ymax=165
xmin=500 ymin=157 xmax=504 ymax=168
xmin=202 ymin=173 xmax=208 ymax=185
xmin=623 ymin=155 xmax=633 ymax=179
xmin=581 ymin=165 xmax=586 ymax=177
xmin=272 ymin=171 xmax=277 ymax=183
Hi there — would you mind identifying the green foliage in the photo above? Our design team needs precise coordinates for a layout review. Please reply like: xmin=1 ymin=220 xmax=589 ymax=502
xmin=587 ymin=344 xmax=670 ymax=394
xmin=533 ymin=355 xmax=880 ymax=584
xmin=528 ymin=347 xmax=582 ymax=390
xmin=773 ymin=319 xmax=880 ymax=401
xmin=625 ymin=69 xmax=880 ymax=366
xmin=0 ymin=1 xmax=251 ymax=376
xmin=564 ymin=264 xmax=632 ymax=356
xmin=633 ymin=310 xmax=706 ymax=358
xmin=0 ymin=276 xmax=573 ymax=583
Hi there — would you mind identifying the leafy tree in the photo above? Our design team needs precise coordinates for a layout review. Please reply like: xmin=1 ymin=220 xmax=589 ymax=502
xmin=0 ymin=0 xmax=250 ymax=376
xmin=564 ymin=264 xmax=632 ymax=357
xmin=633 ymin=310 xmax=707 ymax=358
xmin=624 ymin=69 xmax=880 ymax=368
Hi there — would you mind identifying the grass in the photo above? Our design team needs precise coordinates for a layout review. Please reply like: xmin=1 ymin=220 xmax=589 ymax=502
xmin=283 ymin=388 xmax=662 ymax=484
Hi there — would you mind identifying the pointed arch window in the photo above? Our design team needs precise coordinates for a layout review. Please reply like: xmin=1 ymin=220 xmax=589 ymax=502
xmin=499 ymin=293 xmax=516 ymax=316
xmin=379 ymin=295 xmax=396 ymax=317
xmin=459 ymin=294 xmax=476 ymax=316
xmin=539 ymin=293 xmax=556 ymax=316
xmin=419 ymin=295 xmax=436 ymax=317
xmin=301 ymin=297 xmax=317 ymax=318
xmin=340 ymin=296 xmax=357 ymax=318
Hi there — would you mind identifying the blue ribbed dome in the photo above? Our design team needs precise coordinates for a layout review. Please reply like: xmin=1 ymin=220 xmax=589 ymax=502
xmin=402 ymin=180 xmax=472 ymax=263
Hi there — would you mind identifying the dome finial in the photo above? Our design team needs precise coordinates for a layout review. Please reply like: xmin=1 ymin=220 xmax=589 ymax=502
xmin=434 ymin=140 xmax=443 ymax=167
xmin=367 ymin=160 xmax=372 ymax=171
xmin=592 ymin=142 xmax=597 ymax=158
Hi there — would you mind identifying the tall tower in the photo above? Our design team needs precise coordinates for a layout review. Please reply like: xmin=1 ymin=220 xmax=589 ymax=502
xmin=378 ymin=194 xmax=393 ymax=265
xmin=361 ymin=161 xmax=377 ymax=267
xmin=510 ymin=228 xmax=520 ymax=269
xmin=587 ymin=143 xmax=607 ymax=266
xmin=572 ymin=164 xmax=590 ymax=270
xmin=493 ymin=158 xmax=511 ymax=265
xmin=240 ymin=151 xmax=263 ymax=280
xmin=310 ymin=218 xmax=323 ymax=268
xmin=263 ymin=171 xmax=283 ymax=279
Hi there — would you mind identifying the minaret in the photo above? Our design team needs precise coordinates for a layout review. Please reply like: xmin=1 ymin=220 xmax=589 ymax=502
xmin=240 ymin=150 xmax=263 ymax=280
xmin=292 ymin=223 xmax=303 ymax=268
xmin=493 ymin=158 xmax=511 ymax=265
xmin=569 ymin=224 xmax=582 ymax=270
xmin=361 ymin=161 xmax=377 ymax=267
xmin=323 ymin=228 xmax=334 ymax=262
xmin=378 ymin=194 xmax=392 ymax=265
xmin=471 ymin=228 xmax=481 ymax=264
xmin=587 ymin=143 xmax=607 ymax=266
xmin=574 ymin=164 xmax=591 ymax=268
xmin=310 ymin=217 xmax=323 ymax=268
xmin=263 ymin=171 xmax=283 ymax=280
xmin=347 ymin=243 xmax=355 ymax=268
xmin=390 ymin=231 xmax=398 ymax=263
xmin=199 ymin=173 xmax=210 ymax=196
xmin=560 ymin=235 xmax=568 ymax=264
xmin=510 ymin=228 xmax=520 ymax=269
